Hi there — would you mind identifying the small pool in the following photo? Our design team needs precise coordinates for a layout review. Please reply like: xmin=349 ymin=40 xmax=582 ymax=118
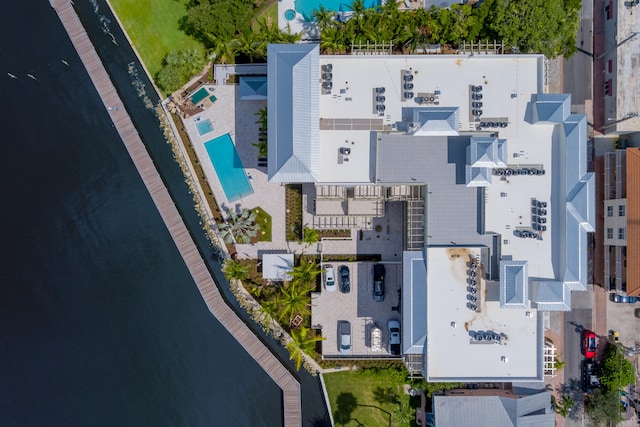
xmin=204 ymin=133 xmax=254 ymax=202
xmin=284 ymin=9 xmax=296 ymax=20
xmin=294 ymin=0 xmax=380 ymax=21
xmin=196 ymin=119 xmax=213 ymax=135
xmin=191 ymin=87 xmax=209 ymax=104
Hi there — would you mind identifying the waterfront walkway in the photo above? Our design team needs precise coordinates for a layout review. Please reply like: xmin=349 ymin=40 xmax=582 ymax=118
xmin=48 ymin=1 xmax=302 ymax=425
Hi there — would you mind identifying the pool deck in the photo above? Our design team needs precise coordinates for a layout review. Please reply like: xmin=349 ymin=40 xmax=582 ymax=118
xmin=49 ymin=1 xmax=302 ymax=425
xmin=182 ymin=81 xmax=406 ymax=262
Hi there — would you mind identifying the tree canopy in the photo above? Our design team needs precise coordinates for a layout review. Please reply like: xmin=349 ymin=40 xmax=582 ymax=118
xmin=156 ymin=47 xmax=206 ymax=92
xmin=584 ymin=389 xmax=623 ymax=426
xmin=317 ymin=0 xmax=581 ymax=57
xmin=599 ymin=344 xmax=635 ymax=392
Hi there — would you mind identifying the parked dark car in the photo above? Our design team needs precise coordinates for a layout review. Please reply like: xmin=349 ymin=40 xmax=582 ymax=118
xmin=373 ymin=264 xmax=385 ymax=302
xmin=611 ymin=293 xmax=638 ymax=303
xmin=583 ymin=360 xmax=600 ymax=392
xmin=339 ymin=265 xmax=350 ymax=293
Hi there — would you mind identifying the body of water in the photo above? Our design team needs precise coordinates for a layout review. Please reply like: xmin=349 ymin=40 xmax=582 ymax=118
xmin=0 ymin=1 xmax=329 ymax=426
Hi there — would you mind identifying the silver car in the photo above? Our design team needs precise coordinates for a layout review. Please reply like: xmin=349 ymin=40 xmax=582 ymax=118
xmin=339 ymin=321 xmax=352 ymax=355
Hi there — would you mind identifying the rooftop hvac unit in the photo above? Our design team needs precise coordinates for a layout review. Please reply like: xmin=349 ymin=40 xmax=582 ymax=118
xmin=501 ymin=356 xmax=509 ymax=363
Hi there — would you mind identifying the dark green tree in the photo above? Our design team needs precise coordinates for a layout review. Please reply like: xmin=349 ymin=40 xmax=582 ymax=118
xmin=584 ymin=389 xmax=623 ymax=426
xmin=599 ymin=344 xmax=635 ymax=392
xmin=221 ymin=259 xmax=250 ymax=282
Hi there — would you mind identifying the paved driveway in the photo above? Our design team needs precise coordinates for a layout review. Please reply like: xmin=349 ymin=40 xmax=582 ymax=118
xmin=312 ymin=262 xmax=402 ymax=357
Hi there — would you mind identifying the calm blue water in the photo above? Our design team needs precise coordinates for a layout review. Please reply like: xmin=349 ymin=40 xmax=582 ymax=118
xmin=205 ymin=133 xmax=254 ymax=202
xmin=196 ymin=119 xmax=214 ymax=135
xmin=191 ymin=87 xmax=209 ymax=104
xmin=0 ymin=1 xmax=329 ymax=426
xmin=294 ymin=0 xmax=381 ymax=20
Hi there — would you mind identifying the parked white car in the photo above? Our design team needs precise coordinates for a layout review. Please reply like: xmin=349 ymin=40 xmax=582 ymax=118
xmin=324 ymin=265 xmax=336 ymax=292
xmin=388 ymin=320 xmax=401 ymax=356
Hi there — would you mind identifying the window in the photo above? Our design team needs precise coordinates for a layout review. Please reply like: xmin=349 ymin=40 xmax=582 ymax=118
xmin=619 ymin=205 xmax=625 ymax=216
xmin=618 ymin=228 xmax=625 ymax=240
xmin=608 ymin=60 xmax=612 ymax=73
xmin=607 ymin=206 xmax=613 ymax=217
xmin=604 ymin=79 xmax=613 ymax=96
xmin=607 ymin=228 xmax=613 ymax=239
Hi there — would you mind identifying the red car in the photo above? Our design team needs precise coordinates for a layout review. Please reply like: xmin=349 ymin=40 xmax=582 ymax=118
xmin=583 ymin=330 xmax=598 ymax=359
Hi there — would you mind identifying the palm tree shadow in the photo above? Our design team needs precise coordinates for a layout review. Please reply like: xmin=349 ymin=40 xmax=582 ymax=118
xmin=356 ymin=403 xmax=392 ymax=426
xmin=334 ymin=392 xmax=394 ymax=427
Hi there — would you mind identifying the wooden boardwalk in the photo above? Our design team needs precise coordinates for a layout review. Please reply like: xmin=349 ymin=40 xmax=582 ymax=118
xmin=49 ymin=1 xmax=302 ymax=425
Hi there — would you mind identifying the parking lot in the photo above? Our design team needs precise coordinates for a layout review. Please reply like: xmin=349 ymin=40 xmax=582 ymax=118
xmin=311 ymin=261 xmax=402 ymax=357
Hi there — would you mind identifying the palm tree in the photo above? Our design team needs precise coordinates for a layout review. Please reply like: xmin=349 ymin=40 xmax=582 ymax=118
xmin=218 ymin=208 xmax=260 ymax=244
xmin=178 ymin=46 xmax=207 ymax=76
xmin=285 ymin=327 xmax=325 ymax=370
xmin=288 ymin=260 xmax=321 ymax=287
xmin=301 ymin=227 xmax=320 ymax=248
xmin=320 ymin=25 xmax=349 ymax=54
xmin=209 ymin=35 xmax=238 ymax=65
xmin=313 ymin=5 xmax=336 ymax=33
xmin=276 ymin=281 xmax=313 ymax=324
xmin=222 ymin=259 xmax=250 ymax=282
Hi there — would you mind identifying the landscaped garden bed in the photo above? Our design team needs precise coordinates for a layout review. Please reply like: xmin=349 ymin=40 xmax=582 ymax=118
xmin=285 ymin=184 xmax=303 ymax=241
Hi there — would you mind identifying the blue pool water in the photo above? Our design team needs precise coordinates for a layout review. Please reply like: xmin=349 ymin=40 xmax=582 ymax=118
xmin=196 ymin=119 xmax=213 ymax=135
xmin=204 ymin=134 xmax=254 ymax=202
xmin=191 ymin=87 xmax=209 ymax=104
xmin=294 ymin=0 xmax=380 ymax=20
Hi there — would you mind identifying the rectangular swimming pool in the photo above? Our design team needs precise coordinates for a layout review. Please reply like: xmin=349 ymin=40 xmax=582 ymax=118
xmin=196 ymin=119 xmax=213 ymax=135
xmin=204 ymin=133 xmax=254 ymax=202
xmin=294 ymin=0 xmax=380 ymax=20
xmin=191 ymin=87 xmax=209 ymax=104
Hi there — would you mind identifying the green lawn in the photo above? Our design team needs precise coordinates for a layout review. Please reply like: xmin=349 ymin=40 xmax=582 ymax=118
xmin=251 ymin=206 xmax=272 ymax=242
xmin=324 ymin=370 xmax=415 ymax=427
xmin=253 ymin=1 xmax=278 ymax=28
xmin=109 ymin=0 xmax=202 ymax=78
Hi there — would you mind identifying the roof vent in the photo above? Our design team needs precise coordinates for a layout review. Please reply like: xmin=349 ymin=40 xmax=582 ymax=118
xmin=451 ymin=322 xmax=457 ymax=328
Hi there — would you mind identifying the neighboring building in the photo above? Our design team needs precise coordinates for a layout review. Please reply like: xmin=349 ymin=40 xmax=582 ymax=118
xmin=267 ymin=44 xmax=594 ymax=380
xmin=595 ymin=148 xmax=640 ymax=294
xmin=432 ymin=388 xmax=555 ymax=427
xmin=595 ymin=0 xmax=640 ymax=137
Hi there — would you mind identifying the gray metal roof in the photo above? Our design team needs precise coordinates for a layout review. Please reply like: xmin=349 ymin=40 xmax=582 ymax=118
xmin=558 ymin=109 xmax=595 ymax=291
xmin=465 ymin=136 xmax=507 ymax=187
xmin=239 ymin=76 xmax=268 ymax=100
xmin=531 ymin=281 xmax=571 ymax=311
xmin=402 ymin=251 xmax=427 ymax=354
xmin=469 ymin=136 xmax=507 ymax=168
xmin=563 ymin=115 xmax=587 ymax=195
xmin=267 ymin=44 xmax=320 ymax=182
xmin=532 ymin=93 xmax=570 ymax=124
xmin=410 ymin=107 xmax=460 ymax=136
xmin=433 ymin=391 xmax=554 ymax=427
xmin=500 ymin=261 xmax=529 ymax=309
xmin=465 ymin=165 xmax=492 ymax=187
xmin=376 ymin=134 xmax=495 ymax=247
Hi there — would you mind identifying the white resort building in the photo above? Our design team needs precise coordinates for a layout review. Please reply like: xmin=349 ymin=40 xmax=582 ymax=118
xmin=266 ymin=43 xmax=595 ymax=381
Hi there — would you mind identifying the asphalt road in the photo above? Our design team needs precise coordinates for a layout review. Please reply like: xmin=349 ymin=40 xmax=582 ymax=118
xmin=564 ymin=298 xmax=593 ymax=426
xmin=563 ymin=0 xmax=594 ymax=112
